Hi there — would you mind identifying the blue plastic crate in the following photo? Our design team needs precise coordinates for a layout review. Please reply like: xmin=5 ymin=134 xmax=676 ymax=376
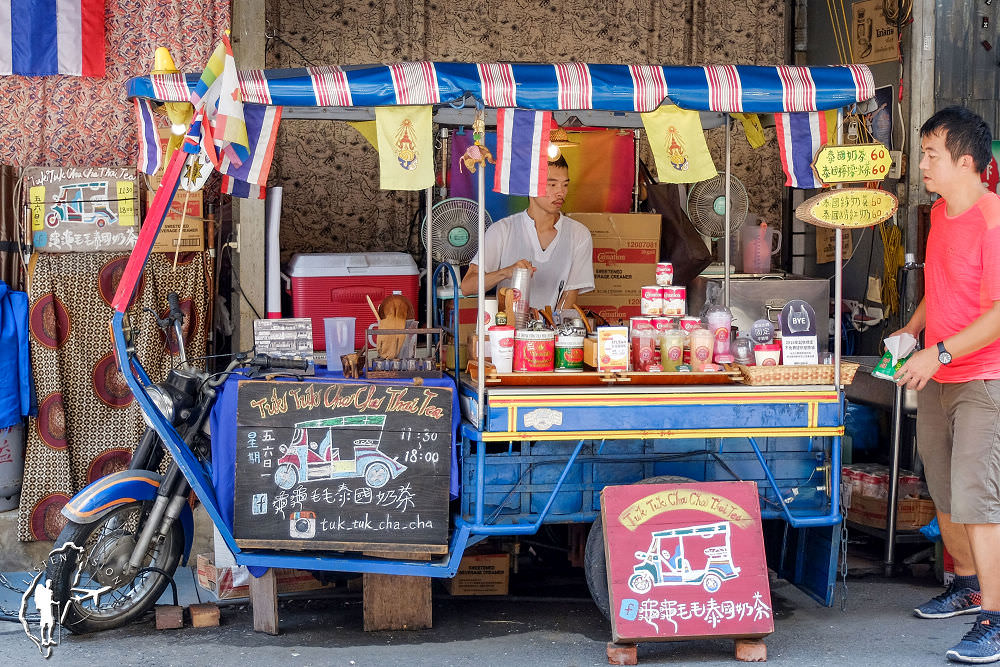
xmin=460 ymin=435 xmax=830 ymax=526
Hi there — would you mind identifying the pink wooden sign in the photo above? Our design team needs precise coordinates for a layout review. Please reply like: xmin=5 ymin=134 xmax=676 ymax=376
xmin=601 ymin=481 xmax=774 ymax=643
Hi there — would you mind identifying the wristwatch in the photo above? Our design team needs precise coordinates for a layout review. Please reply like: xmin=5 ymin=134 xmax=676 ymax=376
xmin=937 ymin=341 xmax=953 ymax=365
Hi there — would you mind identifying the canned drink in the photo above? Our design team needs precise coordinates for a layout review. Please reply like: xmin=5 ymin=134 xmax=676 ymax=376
xmin=629 ymin=316 xmax=654 ymax=338
xmin=513 ymin=330 xmax=555 ymax=372
xmin=661 ymin=286 xmax=686 ymax=317
xmin=554 ymin=334 xmax=584 ymax=372
xmin=655 ymin=262 xmax=674 ymax=286
xmin=679 ymin=316 xmax=702 ymax=333
xmin=640 ymin=286 xmax=663 ymax=315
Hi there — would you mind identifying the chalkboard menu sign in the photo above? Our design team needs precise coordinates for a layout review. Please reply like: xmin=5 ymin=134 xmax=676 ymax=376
xmin=233 ymin=380 xmax=452 ymax=552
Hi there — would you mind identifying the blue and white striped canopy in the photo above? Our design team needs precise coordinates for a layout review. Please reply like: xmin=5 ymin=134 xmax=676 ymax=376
xmin=128 ymin=61 xmax=874 ymax=114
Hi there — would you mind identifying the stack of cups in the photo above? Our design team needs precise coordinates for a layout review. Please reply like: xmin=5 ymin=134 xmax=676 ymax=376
xmin=509 ymin=267 xmax=532 ymax=329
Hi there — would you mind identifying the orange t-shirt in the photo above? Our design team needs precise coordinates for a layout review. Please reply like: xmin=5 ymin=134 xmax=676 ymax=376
xmin=925 ymin=192 xmax=1000 ymax=382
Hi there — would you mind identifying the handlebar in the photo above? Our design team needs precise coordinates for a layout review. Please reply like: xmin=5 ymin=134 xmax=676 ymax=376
xmin=206 ymin=352 xmax=310 ymax=388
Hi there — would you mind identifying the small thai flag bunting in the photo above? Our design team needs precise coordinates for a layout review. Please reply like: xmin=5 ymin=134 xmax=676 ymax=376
xmin=0 ymin=0 xmax=105 ymax=76
xmin=134 ymin=98 xmax=162 ymax=175
xmin=774 ymin=109 xmax=841 ymax=189
xmin=190 ymin=35 xmax=250 ymax=170
xmin=220 ymin=104 xmax=282 ymax=197
xmin=494 ymin=108 xmax=551 ymax=197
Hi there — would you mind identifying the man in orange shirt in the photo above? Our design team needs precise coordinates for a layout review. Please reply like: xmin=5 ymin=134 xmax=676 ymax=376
xmin=894 ymin=107 xmax=1000 ymax=664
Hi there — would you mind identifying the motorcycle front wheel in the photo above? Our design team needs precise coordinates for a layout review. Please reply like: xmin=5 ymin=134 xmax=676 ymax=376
xmin=46 ymin=501 xmax=183 ymax=633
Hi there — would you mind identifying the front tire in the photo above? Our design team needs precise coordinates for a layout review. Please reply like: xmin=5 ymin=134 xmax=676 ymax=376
xmin=585 ymin=475 xmax=694 ymax=620
xmin=46 ymin=501 xmax=182 ymax=634
xmin=364 ymin=462 xmax=391 ymax=488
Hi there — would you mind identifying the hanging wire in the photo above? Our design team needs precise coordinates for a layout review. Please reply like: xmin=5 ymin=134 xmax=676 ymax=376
xmin=264 ymin=19 xmax=317 ymax=67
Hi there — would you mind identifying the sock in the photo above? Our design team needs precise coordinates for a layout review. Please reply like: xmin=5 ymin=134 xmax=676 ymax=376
xmin=980 ymin=609 xmax=1000 ymax=625
xmin=954 ymin=574 xmax=981 ymax=592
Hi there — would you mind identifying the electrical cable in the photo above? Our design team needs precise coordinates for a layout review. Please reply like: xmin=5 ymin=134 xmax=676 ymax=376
xmin=220 ymin=240 xmax=262 ymax=321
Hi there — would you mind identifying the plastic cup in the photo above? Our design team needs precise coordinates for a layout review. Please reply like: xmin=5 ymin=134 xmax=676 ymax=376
xmin=488 ymin=325 xmax=515 ymax=373
xmin=324 ymin=317 xmax=356 ymax=372
xmin=753 ymin=342 xmax=782 ymax=366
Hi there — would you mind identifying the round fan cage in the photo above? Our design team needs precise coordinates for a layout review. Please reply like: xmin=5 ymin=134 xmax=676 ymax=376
xmin=685 ymin=175 xmax=749 ymax=238
xmin=421 ymin=197 xmax=493 ymax=265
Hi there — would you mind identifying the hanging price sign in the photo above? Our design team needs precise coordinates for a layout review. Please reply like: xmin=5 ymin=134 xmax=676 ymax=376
xmin=811 ymin=142 xmax=893 ymax=185
xmin=795 ymin=188 xmax=897 ymax=230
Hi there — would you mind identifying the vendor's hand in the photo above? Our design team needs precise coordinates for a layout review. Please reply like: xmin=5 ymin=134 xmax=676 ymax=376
xmin=506 ymin=259 xmax=536 ymax=278
xmin=894 ymin=347 xmax=939 ymax=391
xmin=886 ymin=326 xmax=918 ymax=342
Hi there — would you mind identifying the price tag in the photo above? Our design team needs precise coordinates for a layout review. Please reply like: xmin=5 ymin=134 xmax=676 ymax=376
xmin=812 ymin=143 xmax=893 ymax=185
xmin=796 ymin=188 xmax=897 ymax=230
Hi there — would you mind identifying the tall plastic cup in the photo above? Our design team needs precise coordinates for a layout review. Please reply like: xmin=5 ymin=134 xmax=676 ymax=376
xmin=324 ymin=317 xmax=356 ymax=372
xmin=509 ymin=267 xmax=532 ymax=329
xmin=488 ymin=325 xmax=515 ymax=373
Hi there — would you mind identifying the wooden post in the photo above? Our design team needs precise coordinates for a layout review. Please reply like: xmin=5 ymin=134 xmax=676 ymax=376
xmin=362 ymin=552 xmax=432 ymax=631
xmin=250 ymin=567 xmax=279 ymax=635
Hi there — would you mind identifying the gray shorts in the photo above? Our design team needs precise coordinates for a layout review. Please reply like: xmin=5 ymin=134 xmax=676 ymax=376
xmin=917 ymin=379 xmax=1000 ymax=524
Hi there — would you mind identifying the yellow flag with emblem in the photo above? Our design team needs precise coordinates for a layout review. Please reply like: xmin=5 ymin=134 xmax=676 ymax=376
xmin=732 ymin=112 xmax=766 ymax=149
xmin=375 ymin=106 xmax=434 ymax=190
xmin=641 ymin=105 xmax=717 ymax=183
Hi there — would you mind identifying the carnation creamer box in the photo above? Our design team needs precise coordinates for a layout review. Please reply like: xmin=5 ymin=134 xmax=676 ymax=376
xmin=285 ymin=252 xmax=419 ymax=350
xmin=570 ymin=213 xmax=661 ymax=320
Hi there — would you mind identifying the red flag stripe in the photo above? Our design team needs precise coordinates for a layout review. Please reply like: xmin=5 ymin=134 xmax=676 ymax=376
xmin=477 ymin=63 xmax=516 ymax=108
xmin=629 ymin=65 xmax=667 ymax=112
xmin=847 ymin=64 xmax=875 ymax=102
xmin=79 ymin=0 xmax=104 ymax=77
xmin=388 ymin=62 xmax=440 ymax=105
xmin=308 ymin=66 xmax=353 ymax=107
xmin=776 ymin=65 xmax=816 ymax=112
xmin=150 ymin=73 xmax=190 ymax=102
xmin=555 ymin=62 xmax=592 ymax=110
xmin=704 ymin=65 xmax=742 ymax=112
xmin=238 ymin=69 xmax=272 ymax=104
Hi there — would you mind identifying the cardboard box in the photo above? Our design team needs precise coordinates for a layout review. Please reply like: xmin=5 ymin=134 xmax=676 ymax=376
xmin=443 ymin=553 xmax=510 ymax=596
xmin=146 ymin=190 xmax=205 ymax=252
xmin=195 ymin=553 xmax=333 ymax=600
xmin=846 ymin=495 xmax=936 ymax=531
xmin=571 ymin=213 xmax=662 ymax=321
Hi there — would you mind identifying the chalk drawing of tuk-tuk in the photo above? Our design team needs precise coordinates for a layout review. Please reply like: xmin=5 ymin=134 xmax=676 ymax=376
xmin=272 ymin=414 xmax=406 ymax=490
xmin=628 ymin=521 xmax=741 ymax=595
xmin=46 ymin=182 xmax=116 ymax=228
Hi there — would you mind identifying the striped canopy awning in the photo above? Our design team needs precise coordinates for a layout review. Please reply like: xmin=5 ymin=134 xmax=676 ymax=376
xmin=127 ymin=61 xmax=875 ymax=114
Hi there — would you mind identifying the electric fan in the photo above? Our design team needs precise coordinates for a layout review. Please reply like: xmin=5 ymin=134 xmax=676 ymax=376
xmin=685 ymin=174 xmax=749 ymax=274
xmin=421 ymin=197 xmax=493 ymax=297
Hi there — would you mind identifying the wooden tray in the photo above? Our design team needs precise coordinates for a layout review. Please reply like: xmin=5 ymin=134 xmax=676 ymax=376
xmin=466 ymin=361 xmax=740 ymax=386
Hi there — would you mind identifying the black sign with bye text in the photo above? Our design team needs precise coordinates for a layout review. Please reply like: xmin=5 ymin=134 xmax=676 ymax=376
xmin=233 ymin=380 xmax=452 ymax=551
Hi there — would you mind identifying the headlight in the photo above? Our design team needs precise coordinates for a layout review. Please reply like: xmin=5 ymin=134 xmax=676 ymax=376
xmin=140 ymin=385 xmax=176 ymax=427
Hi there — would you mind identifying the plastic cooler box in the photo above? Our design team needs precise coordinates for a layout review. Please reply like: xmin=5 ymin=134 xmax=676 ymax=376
xmin=285 ymin=252 xmax=419 ymax=350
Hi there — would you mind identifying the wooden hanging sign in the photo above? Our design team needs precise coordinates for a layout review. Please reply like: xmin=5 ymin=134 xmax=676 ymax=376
xmin=796 ymin=188 xmax=897 ymax=230
xmin=812 ymin=142 xmax=893 ymax=185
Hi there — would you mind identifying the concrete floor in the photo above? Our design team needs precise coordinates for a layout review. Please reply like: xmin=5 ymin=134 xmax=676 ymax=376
xmin=0 ymin=555 xmax=977 ymax=667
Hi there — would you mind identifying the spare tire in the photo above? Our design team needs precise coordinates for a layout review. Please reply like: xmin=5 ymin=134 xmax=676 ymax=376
xmin=584 ymin=475 xmax=695 ymax=620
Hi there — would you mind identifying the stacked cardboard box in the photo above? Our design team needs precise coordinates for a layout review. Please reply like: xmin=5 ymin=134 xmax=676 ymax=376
xmin=442 ymin=552 xmax=510 ymax=596
xmin=195 ymin=553 xmax=334 ymax=600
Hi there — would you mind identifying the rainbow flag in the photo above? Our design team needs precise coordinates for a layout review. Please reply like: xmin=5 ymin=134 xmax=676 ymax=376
xmin=190 ymin=35 xmax=249 ymax=169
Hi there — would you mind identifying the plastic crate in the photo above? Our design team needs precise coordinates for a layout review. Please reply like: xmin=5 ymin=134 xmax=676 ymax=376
xmin=460 ymin=436 xmax=828 ymax=525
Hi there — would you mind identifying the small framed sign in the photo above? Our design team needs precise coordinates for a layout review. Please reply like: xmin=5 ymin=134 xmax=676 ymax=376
xmin=601 ymin=481 xmax=773 ymax=643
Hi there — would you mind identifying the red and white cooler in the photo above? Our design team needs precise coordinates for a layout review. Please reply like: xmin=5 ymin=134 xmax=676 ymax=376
xmin=285 ymin=252 xmax=419 ymax=350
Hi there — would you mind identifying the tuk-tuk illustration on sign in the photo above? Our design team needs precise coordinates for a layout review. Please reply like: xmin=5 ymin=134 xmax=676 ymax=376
xmin=46 ymin=183 xmax=117 ymax=228
xmin=272 ymin=414 xmax=406 ymax=490
xmin=628 ymin=521 xmax=741 ymax=595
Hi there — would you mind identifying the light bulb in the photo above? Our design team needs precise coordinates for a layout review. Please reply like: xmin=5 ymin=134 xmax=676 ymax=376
xmin=547 ymin=143 xmax=560 ymax=159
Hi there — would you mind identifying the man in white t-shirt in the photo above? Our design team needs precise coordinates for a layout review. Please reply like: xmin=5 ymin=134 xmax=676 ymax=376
xmin=461 ymin=155 xmax=595 ymax=309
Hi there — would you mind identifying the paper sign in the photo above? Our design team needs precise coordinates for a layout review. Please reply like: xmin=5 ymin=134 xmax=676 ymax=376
xmin=602 ymin=481 xmax=773 ymax=643
xmin=812 ymin=143 xmax=892 ymax=184
xmin=780 ymin=300 xmax=818 ymax=365
xmin=851 ymin=0 xmax=898 ymax=65
xmin=815 ymin=226 xmax=854 ymax=264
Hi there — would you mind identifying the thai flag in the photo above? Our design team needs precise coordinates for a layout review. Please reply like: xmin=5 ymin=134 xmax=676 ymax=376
xmin=134 ymin=98 xmax=162 ymax=175
xmin=0 ymin=0 xmax=105 ymax=77
xmin=494 ymin=108 xmax=551 ymax=197
xmin=774 ymin=109 xmax=841 ymax=189
xmin=219 ymin=104 xmax=282 ymax=197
